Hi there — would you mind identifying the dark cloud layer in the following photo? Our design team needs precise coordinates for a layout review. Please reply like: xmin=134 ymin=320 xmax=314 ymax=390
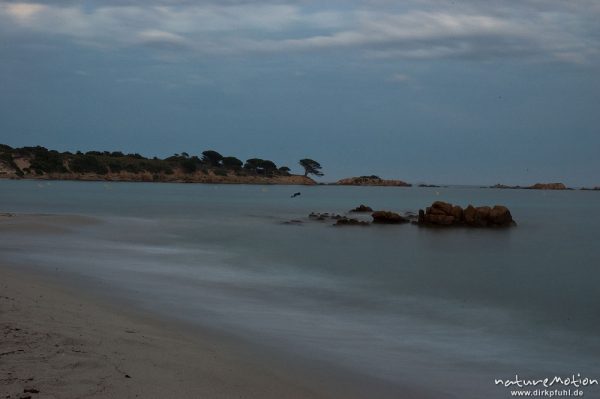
xmin=0 ymin=1 xmax=599 ymax=184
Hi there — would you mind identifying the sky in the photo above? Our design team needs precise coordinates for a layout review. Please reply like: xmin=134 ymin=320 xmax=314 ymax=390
xmin=0 ymin=0 xmax=599 ymax=185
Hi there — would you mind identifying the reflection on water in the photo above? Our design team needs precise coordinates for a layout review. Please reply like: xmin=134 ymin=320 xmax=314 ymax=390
xmin=1 ymin=180 xmax=599 ymax=398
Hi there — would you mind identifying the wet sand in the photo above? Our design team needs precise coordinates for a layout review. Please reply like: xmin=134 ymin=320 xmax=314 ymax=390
xmin=0 ymin=265 xmax=367 ymax=399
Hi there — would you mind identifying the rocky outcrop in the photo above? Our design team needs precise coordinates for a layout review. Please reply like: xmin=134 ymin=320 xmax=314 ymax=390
xmin=581 ymin=187 xmax=600 ymax=191
xmin=336 ymin=176 xmax=411 ymax=187
xmin=528 ymin=182 xmax=567 ymax=190
xmin=418 ymin=201 xmax=515 ymax=227
xmin=490 ymin=184 xmax=520 ymax=189
xmin=350 ymin=204 xmax=373 ymax=212
xmin=371 ymin=211 xmax=408 ymax=224
xmin=491 ymin=182 xmax=568 ymax=190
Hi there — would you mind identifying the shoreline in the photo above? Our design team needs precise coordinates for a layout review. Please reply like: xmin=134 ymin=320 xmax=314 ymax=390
xmin=0 ymin=262 xmax=411 ymax=399
xmin=3 ymin=177 xmax=600 ymax=190
xmin=0 ymin=174 xmax=317 ymax=186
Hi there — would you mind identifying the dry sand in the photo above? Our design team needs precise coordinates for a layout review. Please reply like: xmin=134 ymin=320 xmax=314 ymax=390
xmin=0 ymin=265 xmax=364 ymax=399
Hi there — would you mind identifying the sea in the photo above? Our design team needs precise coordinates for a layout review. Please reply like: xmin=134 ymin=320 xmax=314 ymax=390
xmin=1 ymin=180 xmax=599 ymax=398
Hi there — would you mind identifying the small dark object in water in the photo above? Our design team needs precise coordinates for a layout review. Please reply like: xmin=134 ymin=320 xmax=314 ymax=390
xmin=282 ymin=219 xmax=303 ymax=225
xmin=371 ymin=211 xmax=408 ymax=224
xmin=350 ymin=204 xmax=373 ymax=213
xmin=291 ymin=192 xmax=301 ymax=198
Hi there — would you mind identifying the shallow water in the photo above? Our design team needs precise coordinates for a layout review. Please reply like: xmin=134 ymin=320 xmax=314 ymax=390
xmin=1 ymin=180 xmax=599 ymax=398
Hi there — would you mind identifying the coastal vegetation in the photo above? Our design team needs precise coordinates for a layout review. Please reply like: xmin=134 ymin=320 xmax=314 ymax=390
xmin=298 ymin=159 xmax=324 ymax=177
xmin=0 ymin=144 xmax=317 ymax=185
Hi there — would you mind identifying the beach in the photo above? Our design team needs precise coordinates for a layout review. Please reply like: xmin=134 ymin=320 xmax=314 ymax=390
xmin=0 ymin=264 xmax=372 ymax=399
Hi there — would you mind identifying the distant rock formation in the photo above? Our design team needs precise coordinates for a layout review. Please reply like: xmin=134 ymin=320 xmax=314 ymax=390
xmin=491 ymin=182 xmax=567 ymax=190
xmin=336 ymin=176 xmax=411 ymax=187
xmin=418 ymin=201 xmax=515 ymax=227
xmin=528 ymin=182 xmax=567 ymax=190
xmin=490 ymin=184 xmax=520 ymax=189
xmin=371 ymin=211 xmax=408 ymax=224
xmin=580 ymin=187 xmax=600 ymax=191
xmin=418 ymin=184 xmax=441 ymax=188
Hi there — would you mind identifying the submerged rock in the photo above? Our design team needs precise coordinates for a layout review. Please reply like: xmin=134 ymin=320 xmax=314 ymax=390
xmin=309 ymin=212 xmax=343 ymax=221
xmin=334 ymin=217 xmax=370 ymax=227
xmin=282 ymin=219 xmax=303 ymax=225
xmin=371 ymin=211 xmax=408 ymax=224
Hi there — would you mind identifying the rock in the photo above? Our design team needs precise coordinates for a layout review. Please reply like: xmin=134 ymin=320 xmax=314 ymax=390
xmin=336 ymin=176 xmax=411 ymax=187
xmin=491 ymin=183 xmax=568 ymax=190
xmin=489 ymin=205 xmax=513 ymax=226
xmin=463 ymin=205 xmax=477 ymax=225
xmin=371 ymin=211 xmax=408 ymax=224
xmin=350 ymin=204 xmax=373 ymax=212
xmin=431 ymin=201 xmax=453 ymax=215
xmin=428 ymin=206 xmax=447 ymax=216
xmin=490 ymin=184 xmax=520 ymax=189
xmin=426 ymin=214 xmax=455 ymax=225
xmin=451 ymin=205 xmax=464 ymax=221
xmin=528 ymin=182 xmax=567 ymax=190
xmin=334 ymin=217 xmax=369 ymax=226
xmin=23 ymin=389 xmax=39 ymax=394
xmin=418 ymin=202 xmax=514 ymax=227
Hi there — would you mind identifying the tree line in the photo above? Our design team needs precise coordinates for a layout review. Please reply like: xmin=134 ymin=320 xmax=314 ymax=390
xmin=0 ymin=144 xmax=323 ymax=178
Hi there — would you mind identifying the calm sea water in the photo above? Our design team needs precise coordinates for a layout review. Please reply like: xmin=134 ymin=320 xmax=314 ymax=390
xmin=1 ymin=180 xmax=599 ymax=398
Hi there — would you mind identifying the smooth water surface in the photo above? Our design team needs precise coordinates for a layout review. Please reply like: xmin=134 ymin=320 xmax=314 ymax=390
xmin=1 ymin=180 xmax=599 ymax=398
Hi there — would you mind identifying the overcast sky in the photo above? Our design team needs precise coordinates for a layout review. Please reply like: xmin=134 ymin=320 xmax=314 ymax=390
xmin=0 ymin=0 xmax=599 ymax=185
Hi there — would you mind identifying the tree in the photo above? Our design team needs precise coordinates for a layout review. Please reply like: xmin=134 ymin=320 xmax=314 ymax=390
xmin=244 ymin=158 xmax=278 ymax=175
xmin=299 ymin=159 xmax=323 ymax=177
xmin=69 ymin=155 xmax=108 ymax=175
xmin=244 ymin=158 xmax=264 ymax=172
xmin=260 ymin=160 xmax=277 ymax=175
xmin=278 ymin=166 xmax=291 ymax=175
xmin=222 ymin=156 xmax=243 ymax=170
xmin=201 ymin=150 xmax=223 ymax=167
xmin=180 ymin=156 xmax=201 ymax=173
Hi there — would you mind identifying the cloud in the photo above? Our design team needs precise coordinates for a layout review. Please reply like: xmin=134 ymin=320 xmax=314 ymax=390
xmin=137 ymin=29 xmax=188 ymax=47
xmin=3 ymin=3 xmax=46 ymax=21
xmin=0 ymin=1 xmax=598 ymax=63
xmin=389 ymin=73 xmax=410 ymax=83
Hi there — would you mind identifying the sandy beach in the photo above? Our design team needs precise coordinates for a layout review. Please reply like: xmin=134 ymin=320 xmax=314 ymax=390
xmin=0 ymin=264 xmax=365 ymax=399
